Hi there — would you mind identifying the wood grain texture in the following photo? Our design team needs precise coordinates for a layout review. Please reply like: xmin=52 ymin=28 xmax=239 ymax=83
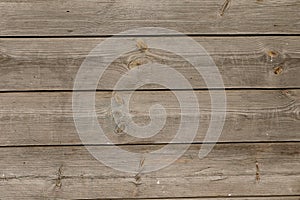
xmin=0 ymin=37 xmax=299 ymax=91
xmin=0 ymin=143 xmax=299 ymax=199
xmin=0 ymin=0 xmax=299 ymax=36
xmin=1 ymin=0 xmax=299 ymax=199
xmin=142 ymin=198 xmax=300 ymax=200
xmin=0 ymin=90 xmax=299 ymax=146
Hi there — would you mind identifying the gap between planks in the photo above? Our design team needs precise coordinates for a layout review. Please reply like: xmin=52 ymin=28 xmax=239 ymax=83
xmin=70 ymin=196 xmax=300 ymax=200
xmin=1 ymin=34 xmax=300 ymax=38
xmin=1 ymin=88 xmax=300 ymax=94
xmin=0 ymin=141 xmax=299 ymax=149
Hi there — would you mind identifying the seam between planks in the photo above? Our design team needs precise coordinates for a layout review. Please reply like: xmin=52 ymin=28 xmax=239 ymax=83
xmin=71 ymin=194 xmax=300 ymax=200
xmin=0 ymin=141 xmax=299 ymax=148
xmin=0 ymin=34 xmax=300 ymax=38
xmin=1 ymin=88 xmax=300 ymax=93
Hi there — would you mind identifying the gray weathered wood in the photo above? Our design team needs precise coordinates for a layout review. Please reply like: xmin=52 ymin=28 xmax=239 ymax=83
xmin=0 ymin=0 xmax=299 ymax=36
xmin=1 ymin=0 xmax=299 ymax=199
xmin=0 ymin=90 xmax=299 ymax=146
xmin=0 ymin=143 xmax=299 ymax=199
xmin=142 ymin=198 xmax=300 ymax=200
xmin=0 ymin=37 xmax=299 ymax=91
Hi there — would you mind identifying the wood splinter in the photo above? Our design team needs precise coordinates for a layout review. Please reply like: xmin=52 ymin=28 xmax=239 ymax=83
xmin=132 ymin=156 xmax=145 ymax=186
xmin=255 ymin=160 xmax=260 ymax=182
xmin=219 ymin=0 xmax=231 ymax=16
xmin=56 ymin=165 xmax=63 ymax=188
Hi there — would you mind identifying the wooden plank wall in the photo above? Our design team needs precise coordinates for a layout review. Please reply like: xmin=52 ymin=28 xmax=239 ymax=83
xmin=0 ymin=0 xmax=299 ymax=199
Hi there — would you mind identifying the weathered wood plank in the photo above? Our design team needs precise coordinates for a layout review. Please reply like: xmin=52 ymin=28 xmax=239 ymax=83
xmin=0 ymin=37 xmax=299 ymax=91
xmin=0 ymin=90 xmax=299 ymax=146
xmin=0 ymin=0 xmax=299 ymax=36
xmin=142 ymin=198 xmax=300 ymax=200
xmin=0 ymin=143 xmax=299 ymax=199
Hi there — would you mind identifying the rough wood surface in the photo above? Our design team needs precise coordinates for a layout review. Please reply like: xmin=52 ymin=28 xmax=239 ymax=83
xmin=0 ymin=90 xmax=299 ymax=146
xmin=0 ymin=143 xmax=299 ymax=199
xmin=0 ymin=0 xmax=299 ymax=36
xmin=1 ymin=0 xmax=299 ymax=199
xmin=142 ymin=198 xmax=300 ymax=200
xmin=0 ymin=37 xmax=299 ymax=91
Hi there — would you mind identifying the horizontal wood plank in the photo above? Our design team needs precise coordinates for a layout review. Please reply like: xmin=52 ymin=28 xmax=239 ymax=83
xmin=0 ymin=90 xmax=299 ymax=146
xmin=0 ymin=143 xmax=299 ymax=199
xmin=0 ymin=37 xmax=299 ymax=91
xmin=0 ymin=0 xmax=299 ymax=36
xmin=141 ymin=198 xmax=300 ymax=200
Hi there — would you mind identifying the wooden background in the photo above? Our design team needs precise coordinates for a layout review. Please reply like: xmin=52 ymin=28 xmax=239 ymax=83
xmin=0 ymin=0 xmax=299 ymax=199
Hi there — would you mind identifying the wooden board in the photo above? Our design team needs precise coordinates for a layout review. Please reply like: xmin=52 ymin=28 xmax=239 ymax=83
xmin=0 ymin=37 xmax=299 ymax=91
xmin=1 ymin=0 xmax=299 ymax=199
xmin=142 ymin=198 xmax=300 ymax=200
xmin=0 ymin=90 xmax=299 ymax=146
xmin=0 ymin=143 xmax=299 ymax=199
xmin=0 ymin=0 xmax=299 ymax=36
